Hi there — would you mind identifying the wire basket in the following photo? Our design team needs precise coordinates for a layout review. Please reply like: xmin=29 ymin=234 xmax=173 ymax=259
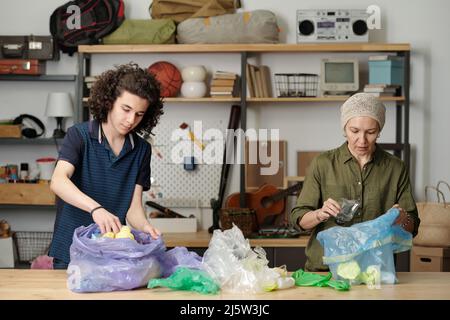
xmin=220 ymin=208 xmax=257 ymax=237
xmin=274 ymin=73 xmax=319 ymax=97
xmin=14 ymin=231 xmax=53 ymax=262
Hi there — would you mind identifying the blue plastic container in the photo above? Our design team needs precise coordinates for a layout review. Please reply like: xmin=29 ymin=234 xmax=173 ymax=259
xmin=369 ymin=60 xmax=404 ymax=86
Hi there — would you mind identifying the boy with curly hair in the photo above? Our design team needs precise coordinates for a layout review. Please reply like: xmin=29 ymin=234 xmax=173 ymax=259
xmin=49 ymin=63 xmax=164 ymax=269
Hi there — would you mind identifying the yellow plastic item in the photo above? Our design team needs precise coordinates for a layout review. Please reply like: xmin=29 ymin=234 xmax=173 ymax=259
xmin=115 ymin=231 xmax=135 ymax=240
xmin=102 ymin=232 xmax=115 ymax=239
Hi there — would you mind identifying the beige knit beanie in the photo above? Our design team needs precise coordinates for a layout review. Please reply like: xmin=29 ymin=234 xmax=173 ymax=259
xmin=340 ymin=93 xmax=386 ymax=131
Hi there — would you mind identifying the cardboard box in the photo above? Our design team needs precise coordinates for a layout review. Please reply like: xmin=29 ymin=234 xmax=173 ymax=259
xmin=297 ymin=151 xmax=321 ymax=177
xmin=0 ymin=125 xmax=21 ymax=138
xmin=0 ymin=183 xmax=55 ymax=205
xmin=410 ymin=246 xmax=450 ymax=272
xmin=148 ymin=217 xmax=197 ymax=233
xmin=0 ymin=237 xmax=17 ymax=268
xmin=245 ymin=140 xmax=286 ymax=190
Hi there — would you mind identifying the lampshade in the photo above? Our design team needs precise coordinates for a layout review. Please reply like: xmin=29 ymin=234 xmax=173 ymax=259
xmin=45 ymin=92 xmax=73 ymax=118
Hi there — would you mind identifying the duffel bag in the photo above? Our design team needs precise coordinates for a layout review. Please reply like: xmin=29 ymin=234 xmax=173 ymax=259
xmin=177 ymin=10 xmax=279 ymax=44
xmin=102 ymin=19 xmax=176 ymax=44
xmin=150 ymin=0 xmax=240 ymax=24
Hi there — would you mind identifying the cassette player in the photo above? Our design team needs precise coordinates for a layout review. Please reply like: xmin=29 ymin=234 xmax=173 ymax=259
xmin=297 ymin=9 xmax=369 ymax=43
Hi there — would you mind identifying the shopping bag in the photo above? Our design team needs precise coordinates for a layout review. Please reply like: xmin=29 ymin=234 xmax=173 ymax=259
xmin=413 ymin=181 xmax=450 ymax=247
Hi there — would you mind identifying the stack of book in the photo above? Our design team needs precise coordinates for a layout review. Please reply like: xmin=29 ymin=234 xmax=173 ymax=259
xmin=84 ymin=76 xmax=98 ymax=96
xmin=209 ymin=71 xmax=238 ymax=98
xmin=246 ymin=64 xmax=272 ymax=98
xmin=363 ymin=84 xmax=400 ymax=97
xmin=368 ymin=54 xmax=403 ymax=61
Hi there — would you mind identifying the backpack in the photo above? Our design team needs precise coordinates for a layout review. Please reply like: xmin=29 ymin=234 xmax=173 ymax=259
xmin=50 ymin=0 xmax=125 ymax=55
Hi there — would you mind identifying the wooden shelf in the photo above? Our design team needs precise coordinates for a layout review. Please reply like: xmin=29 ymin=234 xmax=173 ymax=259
xmin=79 ymin=43 xmax=410 ymax=53
xmin=0 ymin=184 xmax=55 ymax=206
xmin=83 ymin=96 xmax=405 ymax=103
xmin=248 ymin=96 xmax=406 ymax=102
xmin=0 ymin=75 xmax=76 ymax=81
xmin=0 ymin=138 xmax=62 ymax=145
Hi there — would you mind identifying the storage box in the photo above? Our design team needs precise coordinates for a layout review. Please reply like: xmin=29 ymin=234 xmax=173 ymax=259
xmin=148 ymin=217 xmax=197 ymax=233
xmin=0 ymin=183 xmax=55 ymax=205
xmin=0 ymin=236 xmax=17 ymax=268
xmin=369 ymin=60 xmax=404 ymax=86
xmin=410 ymin=246 xmax=450 ymax=272
xmin=0 ymin=125 xmax=21 ymax=138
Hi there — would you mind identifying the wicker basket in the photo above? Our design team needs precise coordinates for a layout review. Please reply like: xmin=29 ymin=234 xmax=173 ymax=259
xmin=220 ymin=208 xmax=257 ymax=237
xmin=14 ymin=231 xmax=53 ymax=262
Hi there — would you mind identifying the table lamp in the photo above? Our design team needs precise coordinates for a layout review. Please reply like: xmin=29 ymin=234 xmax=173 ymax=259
xmin=45 ymin=92 xmax=73 ymax=138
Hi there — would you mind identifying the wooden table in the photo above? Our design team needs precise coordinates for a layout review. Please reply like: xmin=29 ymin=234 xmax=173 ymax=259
xmin=161 ymin=230 xmax=310 ymax=248
xmin=0 ymin=270 xmax=449 ymax=300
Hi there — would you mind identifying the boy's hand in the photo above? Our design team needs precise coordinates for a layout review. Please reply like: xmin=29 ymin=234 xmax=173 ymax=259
xmin=143 ymin=223 xmax=161 ymax=240
xmin=92 ymin=208 xmax=122 ymax=234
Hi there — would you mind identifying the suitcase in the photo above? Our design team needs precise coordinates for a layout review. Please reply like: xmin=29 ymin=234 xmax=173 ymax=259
xmin=0 ymin=35 xmax=59 ymax=61
xmin=0 ymin=59 xmax=46 ymax=75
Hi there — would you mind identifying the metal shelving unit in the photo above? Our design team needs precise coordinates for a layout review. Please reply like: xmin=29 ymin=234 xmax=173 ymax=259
xmin=0 ymin=74 xmax=76 ymax=209
xmin=76 ymin=43 xmax=411 ymax=208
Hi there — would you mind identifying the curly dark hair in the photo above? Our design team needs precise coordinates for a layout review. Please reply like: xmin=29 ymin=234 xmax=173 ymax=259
xmin=89 ymin=63 xmax=164 ymax=135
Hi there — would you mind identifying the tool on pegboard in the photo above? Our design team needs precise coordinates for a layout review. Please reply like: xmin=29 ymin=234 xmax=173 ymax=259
xmin=179 ymin=122 xmax=205 ymax=150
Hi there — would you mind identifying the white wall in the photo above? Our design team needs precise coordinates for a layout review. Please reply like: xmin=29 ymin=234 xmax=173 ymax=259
xmin=0 ymin=0 xmax=449 ymax=232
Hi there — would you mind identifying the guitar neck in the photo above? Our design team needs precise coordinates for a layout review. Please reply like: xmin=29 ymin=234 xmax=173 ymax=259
xmin=267 ymin=182 xmax=303 ymax=203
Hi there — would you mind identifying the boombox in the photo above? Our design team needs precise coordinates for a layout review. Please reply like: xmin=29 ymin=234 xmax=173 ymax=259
xmin=297 ymin=9 xmax=369 ymax=43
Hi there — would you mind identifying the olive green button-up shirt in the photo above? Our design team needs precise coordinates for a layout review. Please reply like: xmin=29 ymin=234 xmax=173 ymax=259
xmin=290 ymin=142 xmax=419 ymax=271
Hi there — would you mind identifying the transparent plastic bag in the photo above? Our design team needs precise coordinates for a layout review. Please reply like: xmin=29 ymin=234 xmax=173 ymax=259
xmin=317 ymin=208 xmax=412 ymax=285
xmin=335 ymin=198 xmax=361 ymax=225
xmin=68 ymin=223 xmax=165 ymax=293
xmin=202 ymin=224 xmax=290 ymax=293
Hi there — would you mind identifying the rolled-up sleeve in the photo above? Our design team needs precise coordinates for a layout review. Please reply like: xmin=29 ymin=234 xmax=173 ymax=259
xmin=57 ymin=126 xmax=84 ymax=167
xmin=396 ymin=162 xmax=420 ymax=237
xmin=290 ymin=157 xmax=322 ymax=231
xmin=136 ymin=144 xmax=152 ymax=191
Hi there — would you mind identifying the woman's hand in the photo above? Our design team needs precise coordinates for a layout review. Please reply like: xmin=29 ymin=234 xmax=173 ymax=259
xmin=392 ymin=204 xmax=413 ymax=233
xmin=92 ymin=208 xmax=122 ymax=234
xmin=318 ymin=198 xmax=341 ymax=221
xmin=143 ymin=223 xmax=161 ymax=240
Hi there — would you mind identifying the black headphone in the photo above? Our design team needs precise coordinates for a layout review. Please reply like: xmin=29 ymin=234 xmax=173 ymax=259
xmin=13 ymin=114 xmax=45 ymax=138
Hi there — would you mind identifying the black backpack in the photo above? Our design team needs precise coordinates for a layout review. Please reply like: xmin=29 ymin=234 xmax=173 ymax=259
xmin=50 ymin=0 xmax=125 ymax=55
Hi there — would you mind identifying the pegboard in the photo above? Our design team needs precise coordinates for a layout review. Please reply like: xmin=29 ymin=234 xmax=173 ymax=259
xmin=146 ymin=119 xmax=228 ymax=208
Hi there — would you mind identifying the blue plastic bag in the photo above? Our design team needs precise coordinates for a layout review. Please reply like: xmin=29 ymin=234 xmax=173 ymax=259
xmin=317 ymin=208 xmax=412 ymax=285
xmin=68 ymin=223 xmax=165 ymax=293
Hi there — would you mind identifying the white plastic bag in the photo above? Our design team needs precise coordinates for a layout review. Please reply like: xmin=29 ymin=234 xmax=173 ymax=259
xmin=202 ymin=224 xmax=294 ymax=293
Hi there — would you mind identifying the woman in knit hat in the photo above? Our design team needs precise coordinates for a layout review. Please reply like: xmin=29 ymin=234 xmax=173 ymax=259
xmin=290 ymin=93 xmax=420 ymax=272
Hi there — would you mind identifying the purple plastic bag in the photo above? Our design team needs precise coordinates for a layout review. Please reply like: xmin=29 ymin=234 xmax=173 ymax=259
xmin=68 ymin=223 xmax=165 ymax=293
xmin=160 ymin=246 xmax=204 ymax=277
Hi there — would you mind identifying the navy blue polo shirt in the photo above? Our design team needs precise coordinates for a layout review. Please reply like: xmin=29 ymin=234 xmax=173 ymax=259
xmin=49 ymin=120 xmax=152 ymax=264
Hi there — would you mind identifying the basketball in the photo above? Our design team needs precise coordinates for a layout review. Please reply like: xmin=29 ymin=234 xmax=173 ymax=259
xmin=147 ymin=61 xmax=182 ymax=97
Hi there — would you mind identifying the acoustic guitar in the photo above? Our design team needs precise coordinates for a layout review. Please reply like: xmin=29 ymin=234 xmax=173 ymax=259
xmin=224 ymin=182 xmax=303 ymax=226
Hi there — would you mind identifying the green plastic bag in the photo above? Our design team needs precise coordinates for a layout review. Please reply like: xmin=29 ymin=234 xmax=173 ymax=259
xmin=292 ymin=269 xmax=350 ymax=291
xmin=148 ymin=267 xmax=220 ymax=295
xmin=102 ymin=19 xmax=176 ymax=44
